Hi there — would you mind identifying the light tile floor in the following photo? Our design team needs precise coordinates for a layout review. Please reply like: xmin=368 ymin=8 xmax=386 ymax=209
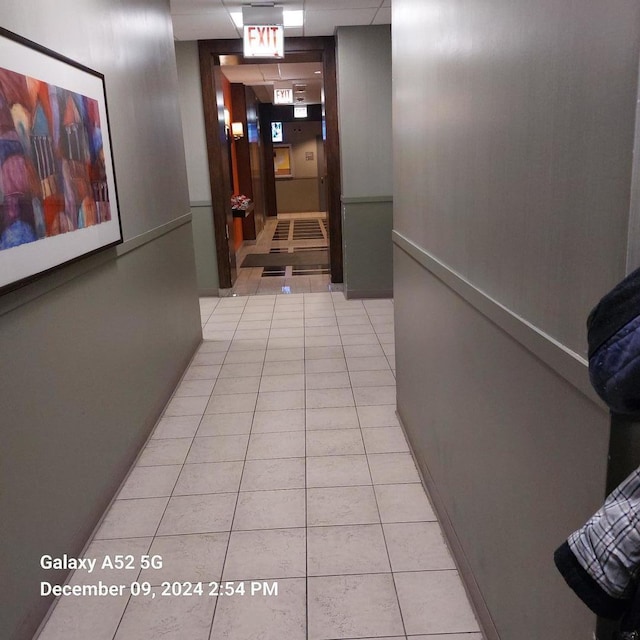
xmin=37 ymin=292 xmax=483 ymax=640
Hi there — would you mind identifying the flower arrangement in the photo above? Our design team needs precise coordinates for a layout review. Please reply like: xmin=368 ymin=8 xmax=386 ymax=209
xmin=231 ymin=194 xmax=252 ymax=211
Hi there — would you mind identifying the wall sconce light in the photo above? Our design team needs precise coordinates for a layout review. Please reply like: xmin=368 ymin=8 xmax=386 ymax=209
xmin=231 ymin=122 xmax=244 ymax=140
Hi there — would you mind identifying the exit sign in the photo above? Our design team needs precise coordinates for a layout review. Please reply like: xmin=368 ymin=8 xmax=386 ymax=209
xmin=274 ymin=88 xmax=293 ymax=105
xmin=243 ymin=25 xmax=284 ymax=59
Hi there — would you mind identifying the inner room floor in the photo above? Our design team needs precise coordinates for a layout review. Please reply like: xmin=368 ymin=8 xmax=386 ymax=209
xmin=36 ymin=291 xmax=484 ymax=640
xmin=233 ymin=212 xmax=335 ymax=296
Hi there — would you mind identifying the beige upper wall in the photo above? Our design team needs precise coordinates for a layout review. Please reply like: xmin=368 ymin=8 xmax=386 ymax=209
xmin=336 ymin=24 xmax=392 ymax=198
xmin=393 ymin=0 xmax=640 ymax=355
xmin=0 ymin=0 xmax=190 ymax=239
xmin=175 ymin=40 xmax=212 ymax=203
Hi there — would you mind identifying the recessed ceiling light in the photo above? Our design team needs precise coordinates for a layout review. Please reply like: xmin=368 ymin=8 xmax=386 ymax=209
xmin=231 ymin=10 xmax=304 ymax=29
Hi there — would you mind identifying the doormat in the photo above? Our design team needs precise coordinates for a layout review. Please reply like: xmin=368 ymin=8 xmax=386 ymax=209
xmin=241 ymin=250 xmax=328 ymax=268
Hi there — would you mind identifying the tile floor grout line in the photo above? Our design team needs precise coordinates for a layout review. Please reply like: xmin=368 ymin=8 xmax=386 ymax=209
xmin=206 ymin=298 xmax=272 ymax=638
xmin=303 ymin=294 xmax=310 ymax=640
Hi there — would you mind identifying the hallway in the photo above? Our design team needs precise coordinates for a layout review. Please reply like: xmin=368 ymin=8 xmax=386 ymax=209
xmin=36 ymin=290 xmax=482 ymax=639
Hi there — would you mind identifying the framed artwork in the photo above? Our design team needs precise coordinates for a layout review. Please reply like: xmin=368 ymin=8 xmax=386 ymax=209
xmin=273 ymin=144 xmax=293 ymax=179
xmin=0 ymin=27 xmax=121 ymax=293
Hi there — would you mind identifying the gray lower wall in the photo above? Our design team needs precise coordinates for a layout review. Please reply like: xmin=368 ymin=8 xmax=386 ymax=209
xmin=394 ymin=245 xmax=610 ymax=639
xmin=191 ymin=203 xmax=219 ymax=295
xmin=342 ymin=198 xmax=393 ymax=298
xmin=0 ymin=223 xmax=201 ymax=640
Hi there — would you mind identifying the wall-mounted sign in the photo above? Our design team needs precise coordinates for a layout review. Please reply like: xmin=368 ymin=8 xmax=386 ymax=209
xmin=274 ymin=87 xmax=293 ymax=105
xmin=271 ymin=122 xmax=283 ymax=143
xmin=294 ymin=105 xmax=308 ymax=119
xmin=243 ymin=25 xmax=284 ymax=59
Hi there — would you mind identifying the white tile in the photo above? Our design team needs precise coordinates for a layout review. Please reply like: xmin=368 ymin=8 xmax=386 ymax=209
xmin=346 ymin=356 xmax=391 ymax=372
xmin=256 ymin=390 xmax=305 ymax=411
xmin=305 ymin=325 xmax=340 ymax=337
xmin=68 ymin=538 xmax=152 ymax=586
xmin=350 ymin=369 xmax=396 ymax=388
xmin=265 ymin=347 xmax=305 ymax=361
xmin=118 ymin=465 xmax=181 ymax=499
xmin=362 ymin=427 xmax=409 ymax=454
xmin=340 ymin=333 xmax=380 ymax=346
xmin=157 ymin=493 xmax=236 ymax=535
xmin=308 ymin=574 xmax=404 ymax=640
xmin=306 ymin=388 xmax=354 ymax=409
xmin=269 ymin=336 xmax=305 ymax=349
xmin=163 ymin=396 xmax=209 ymax=417
xmin=308 ymin=524 xmax=390 ymax=576
xmin=223 ymin=349 xmax=265 ymax=364
xmin=260 ymin=373 xmax=305 ymax=392
xmin=139 ymin=532 xmax=228 ymax=584
xmin=306 ymin=429 xmax=364 ymax=456
xmin=173 ymin=379 xmax=216 ymax=397
xmin=247 ymin=431 xmax=306 ymax=459
xmin=137 ymin=439 xmax=192 ymax=467
xmin=113 ymin=586 xmax=216 ymax=640
xmin=374 ymin=484 xmax=437 ymax=523
xmin=305 ymin=335 xmax=342 ymax=347
xmin=191 ymin=352 xmax=226 ymax=366
xmin=196 ymin=412 xmax=253 ymax=436
xmin=305 ymin=371 xmax=350 ymax=390
xmin=252 ymin=409 xmax=306 ymax=433
xmin=307 ymin=486 xmax=380 ymax=526
xmin=357 ymin=404 xmax=400 ymax=428
xmin=205 ymin=393 xmax=257 ymax=414
xmin=241 ymin=458 xmax=306 ymax=491
xmin=185 ymin=435 xmax=249 ymax=463
xmin=37 ymin=590 xmax=129 ymax=640
xmin=304 ymin=357 xmax=348 ymax=373
xmin=218 ymin=362 xmax=264 ymax=378
xmin=233 ymin=489 xmax=306 ymax=530
xmin=211 ymin=577 xmax=306 ymax=640
xmin=384 ymin=522 xmax=456 ymax=571
xmin=269 ymin=327 xmax=304 ymax=339
xmin=95 ymin=498 xmax=169 ymax=540
xmin=306 ymin=407 xmax=359 ymax=430
xmin=339 ymin=324 xmax=375 ymax=335
xmin=262 ymin=359 xmax=305 ymax=376
xmin=344 ymin=344 xmax=385 ymax=358
xmin=173 ymin=461 xmax=244 ymax=495
xmin=305 ymin=346 xmax=344 ymax=360
xmin=307 ymin=455 xmax=371 ymax=487
xmin=394 ymin=571 xmax=480 ymax=635
xmin=368 ymin=453 xmax=421 ymax=484
xmin=223 ymin=528 xmax=306 ymax=580
xmin=182 ymin=365 xmax=222 ymax=381
xmin=152 ymin=416 xmax=200 ymax=439
xmin=213 ymin=376 xmax=261 ymax=395
xmin=353 ymin=385 xmax=396 ymax=407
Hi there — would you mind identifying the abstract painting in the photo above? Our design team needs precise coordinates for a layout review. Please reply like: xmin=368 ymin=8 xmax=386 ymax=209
xmin=0 ymin=27 xmax=121 ymax=292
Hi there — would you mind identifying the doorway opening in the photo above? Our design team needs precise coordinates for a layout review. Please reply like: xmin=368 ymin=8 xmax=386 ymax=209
xmin=219 ymin=59 xmax=330 ymax=293
xmin=198 ymin=37 xmax=342 ymax=292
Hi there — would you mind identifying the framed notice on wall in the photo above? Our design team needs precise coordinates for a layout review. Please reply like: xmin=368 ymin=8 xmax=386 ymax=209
xmin=273 ymin=144 xmax=292 ymax=179
xmin=0 ymin=27 xmax=122 ymax=293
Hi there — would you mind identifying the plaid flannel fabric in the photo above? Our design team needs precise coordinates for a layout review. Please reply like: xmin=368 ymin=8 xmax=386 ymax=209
xmin=569 ymin=468 xmax=640 ymax=600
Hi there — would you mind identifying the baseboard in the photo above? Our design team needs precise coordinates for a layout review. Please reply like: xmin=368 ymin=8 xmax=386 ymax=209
xmin=344 ymin=288 xmax=393 ymax=299
xmin=395 ymin=406 xmax=501 ymax=640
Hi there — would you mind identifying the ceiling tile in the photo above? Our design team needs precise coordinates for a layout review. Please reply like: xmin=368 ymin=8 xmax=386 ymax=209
xmin=303 ymin=0 xmax=381 ymax=8
xmin=304 ymin=8 xmax=377 ymax=36
xmin=172 ymin=11 xmax=238 ymax=40
xmin=373 ymin=7 xmax=392 ymax=24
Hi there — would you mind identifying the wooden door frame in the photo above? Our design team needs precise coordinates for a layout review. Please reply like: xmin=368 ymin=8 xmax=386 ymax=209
xmin=198 ymin=37 xmax=343 ymax=289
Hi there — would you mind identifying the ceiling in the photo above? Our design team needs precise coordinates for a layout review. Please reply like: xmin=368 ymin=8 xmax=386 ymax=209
xmin=220 ymin=61 xmax=324 ymax=104
xmin=171 ymin=1 xmax=391 ymax=105
xmin=170 ymin=0 xmax=391 ymax=41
